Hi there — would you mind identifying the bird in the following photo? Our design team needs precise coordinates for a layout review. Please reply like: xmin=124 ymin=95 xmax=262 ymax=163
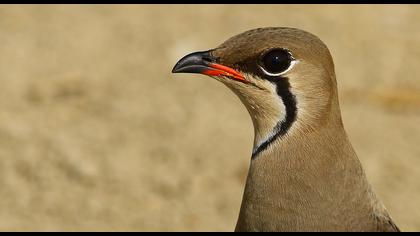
xmin=171 ymin=27 xmax=400 ymax=232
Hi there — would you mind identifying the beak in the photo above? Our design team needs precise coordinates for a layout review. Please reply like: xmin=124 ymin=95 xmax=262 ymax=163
xmin=172 ymin=50 xmax=245 ymax=82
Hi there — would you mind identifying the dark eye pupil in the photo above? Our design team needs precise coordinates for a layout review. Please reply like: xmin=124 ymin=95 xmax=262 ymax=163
xmin=261 ymin=49 xmax=292 ymax=74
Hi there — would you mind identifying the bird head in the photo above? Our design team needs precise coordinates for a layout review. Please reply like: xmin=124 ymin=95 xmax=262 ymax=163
xmin=173 ymin=27 xmax=342 ymax=156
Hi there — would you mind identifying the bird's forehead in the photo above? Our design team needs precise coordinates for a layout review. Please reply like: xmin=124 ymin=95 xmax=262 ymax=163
xmin=211 ymin=27 xmax=329 ymax=66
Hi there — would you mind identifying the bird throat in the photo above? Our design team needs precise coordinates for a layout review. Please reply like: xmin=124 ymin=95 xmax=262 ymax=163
xmin=252 ymin=77 xmax=297 ymax=159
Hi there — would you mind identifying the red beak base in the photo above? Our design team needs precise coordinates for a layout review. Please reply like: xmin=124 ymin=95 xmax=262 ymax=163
xmin=203 ymin=63 xmax=245 ymax=82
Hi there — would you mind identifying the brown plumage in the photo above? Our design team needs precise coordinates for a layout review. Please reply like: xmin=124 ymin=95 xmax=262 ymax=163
xmin=172 ymin=27 xmax=399 ymax=232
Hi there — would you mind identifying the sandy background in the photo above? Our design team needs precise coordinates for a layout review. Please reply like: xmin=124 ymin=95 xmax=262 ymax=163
xmin=0 ymin=4 xmax=419 ymax=231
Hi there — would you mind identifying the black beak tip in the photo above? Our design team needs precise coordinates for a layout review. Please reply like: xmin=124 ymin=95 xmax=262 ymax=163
xmin=171 ymin=62 xmax=182 ymax=74
xmin=172 ymin=50 xmax=213 ymax=75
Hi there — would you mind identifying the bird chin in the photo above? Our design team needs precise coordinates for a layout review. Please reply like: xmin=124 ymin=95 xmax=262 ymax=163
xmin=212 ymin=75 xmax=266 ymax=92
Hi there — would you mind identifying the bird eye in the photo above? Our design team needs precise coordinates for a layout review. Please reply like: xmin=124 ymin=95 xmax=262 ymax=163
xmin=259 ymin=49 xmax=294 ymax=76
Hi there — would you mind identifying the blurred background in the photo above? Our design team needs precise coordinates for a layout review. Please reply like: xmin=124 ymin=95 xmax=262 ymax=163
xmin=0 ymin=4 xmax=419 ymax=231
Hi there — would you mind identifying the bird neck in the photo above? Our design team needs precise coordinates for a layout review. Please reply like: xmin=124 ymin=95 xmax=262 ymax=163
xmin=236 ymin=110 xmax=381 ymax=231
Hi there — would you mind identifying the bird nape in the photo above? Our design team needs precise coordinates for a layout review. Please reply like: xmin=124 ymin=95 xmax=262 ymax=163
xmin=172 ymin=27 xmax=400 ymax=232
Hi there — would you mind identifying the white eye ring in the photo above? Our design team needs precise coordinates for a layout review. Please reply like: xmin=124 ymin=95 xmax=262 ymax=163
xmin=258 ymin=60 xmax=298 ymax=77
